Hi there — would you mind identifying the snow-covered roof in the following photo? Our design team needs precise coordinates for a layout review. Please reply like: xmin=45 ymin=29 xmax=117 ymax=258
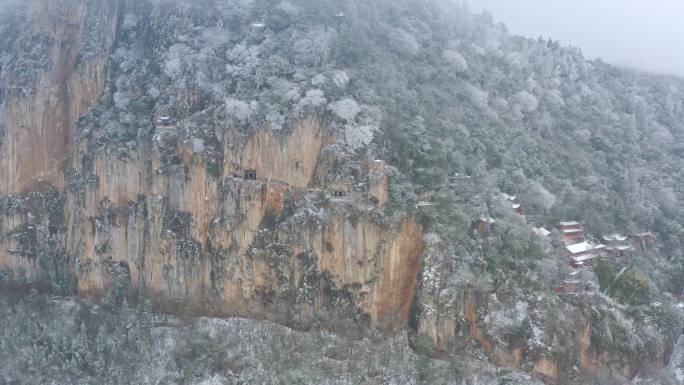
xmin=571 ymin=254 xmax=598 ymax=263
xmin=602 ymin=234 xmax=627 ymax=242
xmin=632 ymin=232 xmax=654 ymax=237
xmin=478 ymin=216 xmax=495 ymax=224
xmin=417 ymin=201 xmax=438 ymax=207
xmin=560 ymin=221 xmax=581 ymax=227
xmin=512 ymin=203 xmax=521 ymax=209
xmin=566 ymin=242 xmax=595 ymax=255
xmin=449 ymin=173 xmax=471 ymax=179
xmin=502 ymin=193 xmax=517 ymax=201
xmin=562 ymin=228 xmax=583 ymax=234
xmin=615 ymin=245 xmax=632 ymax=251
xmin=533 ymin=227 xmax=551 ymax=237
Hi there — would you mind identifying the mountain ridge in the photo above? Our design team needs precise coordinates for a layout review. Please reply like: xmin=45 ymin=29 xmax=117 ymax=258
xmin=0 ymin=0 xmax=682 ymax=384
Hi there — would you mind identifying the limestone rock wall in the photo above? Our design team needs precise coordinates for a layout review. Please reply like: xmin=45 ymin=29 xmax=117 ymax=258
xmin=414 ymin=280 xmax=664 ymax=383
xmin=1 ymin=0 xmax=118 ymax=194
xmin=0 ymin=0 xmax=418 ymax=331
xmin=63 ymin=112 xmax=423 ymax=327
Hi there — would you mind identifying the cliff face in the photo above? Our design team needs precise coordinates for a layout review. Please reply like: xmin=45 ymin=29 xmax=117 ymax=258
xmin=414 ymin=275 xmax=666 ymax=383
xmin=0 ymin=1 xmax=679 ymax=384
xmin=1 ymin=0 xmax=118 ymax=195
xmin=0 ymin=0 xmax=119 ymax=288
xmin=0 ymin=2 xmax=422 ymax=330
xmin=66 ymin=113 xmax=423 ymax=328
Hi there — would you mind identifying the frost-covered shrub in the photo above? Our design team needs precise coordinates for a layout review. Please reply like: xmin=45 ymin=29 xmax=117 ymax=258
xmin=389 ymin=28 xmax=420 ymax=56
xmin=513 ymin=91 xmax=539 ymax=113
xmin=506 ymin=52 xmax=527 ymax=71
xmin=113 ymin=90 xmax=131 ymax=109
xmin=483 ymin=297 xmax=531 ymax=345
xmin=224 ymin=98 xmax=257 ymax=124
xmin=164 ymin=44 xmax=192 ymax=79
xmin=266 ymin=110 xmax=285 ymax=131
xmin=443 ymin=50 xmax=468 ymax=73
xmin=122 ymin=13 xmax=139 ymax=31
xmin=465 ymin=83 xmax=489 ymax=110
xmin=292 ymin=27 xmax=335 ymax=67
xmin=295 ymin=89 xmax=326 ymax=115
xmin=345 ymin=124 xmax=377 ymax=150
xmin=521 ymin=181 xmax=556 ymax=212
xmin=332 ymin=70 xmax=350 ymax=89
xmin=282 ymin=87 xmax=301 ymax=102
xmin=226 ymin=42 xmax=259 ymax=75
xmin=386 ymin=167 xmax=418 ymax=218
xmin=328 ymin=98 xmax=360 ymax=123
xmin=311 ymin=74 xmax=326 ymax=86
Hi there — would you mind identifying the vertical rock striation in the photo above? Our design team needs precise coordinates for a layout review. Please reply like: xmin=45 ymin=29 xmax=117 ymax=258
xmin=1 ymin=0 xmax=118 ymax=194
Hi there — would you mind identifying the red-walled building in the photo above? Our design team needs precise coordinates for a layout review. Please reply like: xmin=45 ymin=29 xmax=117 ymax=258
xmin=566 ymin=242 xmax=606 ymax=268
xmin=560 ymin=221 xmax=584 ymax=245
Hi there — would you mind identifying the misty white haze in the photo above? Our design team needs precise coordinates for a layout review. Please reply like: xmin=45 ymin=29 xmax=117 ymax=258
xmin=465 ymin=0 xmax=684 ymax=77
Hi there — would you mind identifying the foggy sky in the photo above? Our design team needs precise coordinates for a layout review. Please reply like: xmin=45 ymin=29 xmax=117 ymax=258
xmin=465 ymin=0 xmax=684 ymax=77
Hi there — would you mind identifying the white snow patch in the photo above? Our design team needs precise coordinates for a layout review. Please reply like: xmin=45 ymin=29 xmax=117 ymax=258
xmin=193 ymin=375 xmax=227 ymax=385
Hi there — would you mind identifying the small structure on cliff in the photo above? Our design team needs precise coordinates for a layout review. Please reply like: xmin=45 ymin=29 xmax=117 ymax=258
xmin=556 ymin=269 xmax=598 ymax=295
xmin=419 ymin=190 xmax=435 ymax=202
xmin=602 ymin=234 xmax=633 ymax=257
xmin=416 ymin=201 xmax=439 ymax=212
xmin=602 ymin=234 xmax=628 ymax=243
xmin=251 ymin=13 xmax=267 ymax=28
xmin=630 ymin=232 xmax=655 ymax=249
xmin=512 ymin=202 xmax=523 ymax=215
xmin=448 ymin=173 xmax=472 ymax=187
xmin=532 ymin=227 xmax=551 ymax=237
xmin=156 ymin=116 xmax=176 ymax=127
xmin=502 ymin=193 xmax=516 ymax=201
xmin=244 ymin=170 xmax=257 ymax=180
xmin=474 ymin=216 xmax=495 ymax=234
xmin=566 ymin=241 xmax=606 ymax=268
xmin=502 ymin=192 xmax=524 ymax=216
xmin=555 ymin=279 xmax=581 ymax=294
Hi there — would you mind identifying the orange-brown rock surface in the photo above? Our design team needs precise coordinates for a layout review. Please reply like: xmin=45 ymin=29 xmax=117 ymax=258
xmin=1 ymin=0 xmax=118 ymax=195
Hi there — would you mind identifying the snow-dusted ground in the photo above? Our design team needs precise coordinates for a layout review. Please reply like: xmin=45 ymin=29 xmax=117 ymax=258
xmin=0 ymin=296 xmax=545 ymax=385
xmin=667 ymin=336 xmax=684 ymax=384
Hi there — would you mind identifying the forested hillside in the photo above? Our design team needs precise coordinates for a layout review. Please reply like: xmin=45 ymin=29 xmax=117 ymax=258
xmin=0 ymin=0 xmax=682 ymax=384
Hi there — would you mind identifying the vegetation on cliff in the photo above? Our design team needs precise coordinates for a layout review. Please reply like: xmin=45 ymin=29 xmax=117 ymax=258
xmin=0 ymin=0 xmax=682 ymax=384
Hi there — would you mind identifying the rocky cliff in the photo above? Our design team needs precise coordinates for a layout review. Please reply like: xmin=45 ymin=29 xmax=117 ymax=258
xmin=0 ymin=1 xmax=424 ymax=334
xmin=1 ymin=0 xmax=118 ymax=194
xmin=0 ymin=1 xmax=681 ymax=384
